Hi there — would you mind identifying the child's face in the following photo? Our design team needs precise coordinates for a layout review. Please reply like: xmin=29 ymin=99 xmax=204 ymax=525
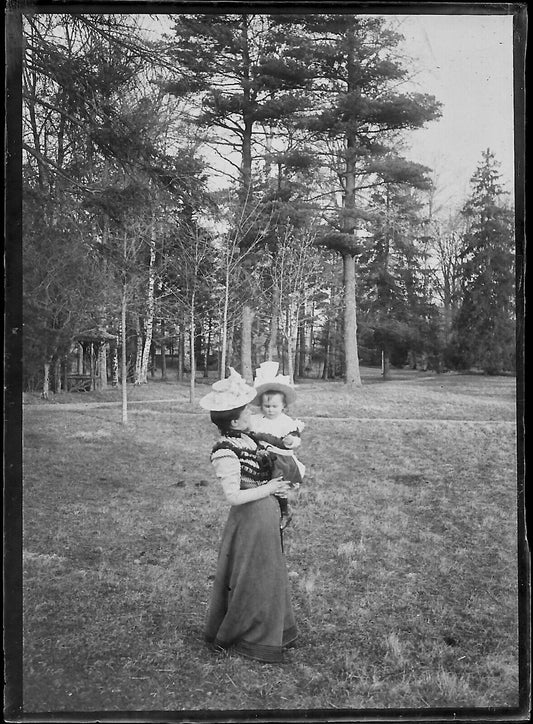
xmin=261 ymin=393 xmax=285 ymax=420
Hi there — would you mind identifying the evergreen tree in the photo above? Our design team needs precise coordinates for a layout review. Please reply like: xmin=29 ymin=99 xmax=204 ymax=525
xmin=451 ymin=150 xmax=515 ymax=374
xmin=361 ymin=157 xmax=438 ymax=377
xmin=164 ymin=14 xmax=312 ymax=380
xmin=287 ymin=14 xmax=441 ymax=386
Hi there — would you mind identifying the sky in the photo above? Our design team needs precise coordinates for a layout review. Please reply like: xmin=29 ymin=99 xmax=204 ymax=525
xmin=146 ymin=12 xmax=516 ymax=219
xmin=397 ymin=13 xmax=515 ymax=215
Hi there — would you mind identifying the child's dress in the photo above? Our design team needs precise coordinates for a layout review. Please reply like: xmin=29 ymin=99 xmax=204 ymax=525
xmin=249 ymin=412 xmax=306 ymax=479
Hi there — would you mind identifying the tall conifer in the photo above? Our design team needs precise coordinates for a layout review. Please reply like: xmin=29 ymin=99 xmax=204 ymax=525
xmin=165 ymin=14 xmax=312 ymax=380
xmin=452 ymin=150 xmax=515 ymax=373
xmin=287 ymin=14 xmax=441 ymax=386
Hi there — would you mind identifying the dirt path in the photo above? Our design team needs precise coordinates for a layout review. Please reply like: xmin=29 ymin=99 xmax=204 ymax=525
xmin=24 ymin=398 xmax=184 ymax=411
xmin=23 ymin=400 xmax=515 ymax=424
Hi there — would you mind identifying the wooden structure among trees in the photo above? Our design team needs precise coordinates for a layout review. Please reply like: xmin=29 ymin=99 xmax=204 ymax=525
xmin=68 ymin=330 xmax=118 ymax=392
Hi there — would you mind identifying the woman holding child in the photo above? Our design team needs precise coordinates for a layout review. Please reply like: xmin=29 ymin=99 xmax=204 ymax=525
xmin=199 ymin=367 xmax=299 ymax=663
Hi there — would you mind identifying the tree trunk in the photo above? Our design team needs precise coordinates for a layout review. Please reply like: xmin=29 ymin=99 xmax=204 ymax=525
xmin=287 ymin=335 xmax=294 ymax=384
xmin=309 ymin=302 xmax=315 ymax=373
xmin=343 ymin=253 xmax=362 ymax=387
xmin=139 ymin=229 xmax=156 ymax=384
xmin=121 ymin=239 xmax=128 ymax=424
xmin=267 ymin=285 xmax=280 ymax=361
xmin=190 ymin=294 xmax=196 ymax=403
xmin=161 ymin=342 xmax=167 ymax=380
xmin=321 ymin=322 xmax=329 ymax=380
xmin=63 ymin=357 xmax=68 ymax=392
xmin=226 ymin=317 xmax=235 ymax=371
xmin=112 ymin=345 xmax=119 ymax=387
xmin=177 ymin=325 xmax=185 ymax=382
xmin=339 ymin=28 xmax=363 ymax=389
xmin=382 ymin=349 xmax=390 ymax=379
xmin=241 ymin=304 xmax=254 ymax=383
xmin=195 ymin=321 xmax=203 ymax=376
xmin=89 ymin=343 xmax=95 ymax=391
xmin=220 ymin=272 xmax=230 ymax=379
xmin=134 ymin=315 xmax=143 ymax=385
xmin=42 ymin=361 xmax=50 ymax=399
xmin=297 ymin=316 xmax=306 ymax=378
xmin=204 ymin=316 xmax=212 ymax=378
xmin=286 ymin=299 xmax=299 ymax=384
xmin=239 ymin=19 xmax=255 ymax=384
xmin=54 ymin=358 xmax=61 ymax=393
xmin=328 ymin=323 xmax=335 ymax=378
xmin=98 ymin=342 xmax=108 ymax=389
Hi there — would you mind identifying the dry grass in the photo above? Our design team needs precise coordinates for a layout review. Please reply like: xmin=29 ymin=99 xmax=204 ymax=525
xmin=21 ymin=369 xmax=521 ymax=714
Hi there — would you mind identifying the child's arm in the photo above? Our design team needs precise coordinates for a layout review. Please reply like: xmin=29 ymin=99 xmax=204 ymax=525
xmin=282 ymin=432 xmax=301 ymax=449
xmin=282 ymin=418 xmax=305 ymax=449
xmin=252 ymin=431 xmax=291 ymax=449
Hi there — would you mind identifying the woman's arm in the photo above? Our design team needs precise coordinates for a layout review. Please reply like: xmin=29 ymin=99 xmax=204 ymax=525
xmin=212 ymin=453 xmax=289 ymax=506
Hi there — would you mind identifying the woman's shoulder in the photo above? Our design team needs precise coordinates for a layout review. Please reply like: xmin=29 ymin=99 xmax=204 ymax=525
xmin=211 ymin=434 xmax=256 ymax=456
xmin=211 ymin=437 xmax=238 ymax=455
xmin=211 ymin=444 xmax=239 ymax=472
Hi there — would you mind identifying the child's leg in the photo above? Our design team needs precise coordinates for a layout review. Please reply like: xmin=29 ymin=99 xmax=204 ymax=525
xmin=275 ymin=493 xmax=289 ymax=517
xmin=275 ymin=493 xmax=292 ymax=530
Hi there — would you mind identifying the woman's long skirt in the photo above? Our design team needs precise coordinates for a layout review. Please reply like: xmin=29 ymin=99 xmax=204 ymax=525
xmin=205 ymin=495 xmax=297 ymax=663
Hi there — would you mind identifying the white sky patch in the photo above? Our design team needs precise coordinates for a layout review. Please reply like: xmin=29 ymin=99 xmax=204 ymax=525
xmin=398 ymin=14 xmax=515 ymax=214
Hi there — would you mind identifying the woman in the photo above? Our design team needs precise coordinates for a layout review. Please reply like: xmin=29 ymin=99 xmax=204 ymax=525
xmin=199 ymin=368 xmax=298 ymax=663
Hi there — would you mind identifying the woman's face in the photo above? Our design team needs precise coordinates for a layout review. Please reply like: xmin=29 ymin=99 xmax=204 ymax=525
xmin=231 ymin=405 xmax=251 ymax=432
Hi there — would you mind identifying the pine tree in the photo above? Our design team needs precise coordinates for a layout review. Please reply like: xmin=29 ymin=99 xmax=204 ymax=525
xmin=361 ymin=156 xmax=437 ymax=377
xmin=288 ymin=14 xmax=442 ymax=386
xmin=164 ymin=14 xmax=312 ymax=380
xmin=452 ymin=150 xmax=515 ymax=374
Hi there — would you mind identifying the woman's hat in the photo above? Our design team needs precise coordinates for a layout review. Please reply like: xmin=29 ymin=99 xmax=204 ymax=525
xmin=252 ymin=361 xmax=296 ymax=406
xmin=199 ymin=367 xmax=257 ymax=411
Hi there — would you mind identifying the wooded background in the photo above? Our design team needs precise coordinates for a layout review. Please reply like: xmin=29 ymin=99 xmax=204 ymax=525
xmin=21 ymin=13 xmax=516 ymax=399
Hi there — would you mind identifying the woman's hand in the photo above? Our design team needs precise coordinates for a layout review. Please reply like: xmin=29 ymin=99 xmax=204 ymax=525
xmin=269 ymin=476 xmax=291 ymax=495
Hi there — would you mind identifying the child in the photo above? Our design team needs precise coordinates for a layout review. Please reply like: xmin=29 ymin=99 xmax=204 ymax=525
xmin=249 ymin=362 xmax=306 ymax=530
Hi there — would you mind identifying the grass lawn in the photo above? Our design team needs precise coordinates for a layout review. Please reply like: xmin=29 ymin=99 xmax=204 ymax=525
xmin=21 ymin=369 xmax=520 ymax=713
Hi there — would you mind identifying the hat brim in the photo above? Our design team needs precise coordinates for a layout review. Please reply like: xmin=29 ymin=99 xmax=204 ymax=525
xmin=252 ymin=381 xmax=296 ymax=406
xmin=199 ymin=386 xmax=257 ymax=411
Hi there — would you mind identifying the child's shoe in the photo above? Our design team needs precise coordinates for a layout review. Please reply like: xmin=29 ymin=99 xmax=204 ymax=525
xmin=280 ymin=513 xmax=293 ymax=531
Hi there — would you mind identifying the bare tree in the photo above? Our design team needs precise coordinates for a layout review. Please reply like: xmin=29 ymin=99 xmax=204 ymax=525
xmin=272 ymin=223 xmax=321 ymax=383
